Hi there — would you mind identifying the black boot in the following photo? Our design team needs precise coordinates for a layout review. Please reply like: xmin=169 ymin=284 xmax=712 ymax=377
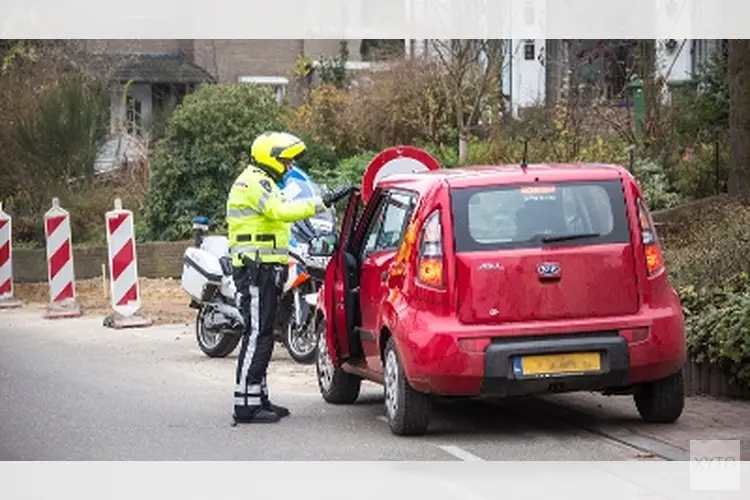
xmin=233 ymin=406 xmax=281 ymax=424
xmin=264 ymin=401 xmax=290 ymax=418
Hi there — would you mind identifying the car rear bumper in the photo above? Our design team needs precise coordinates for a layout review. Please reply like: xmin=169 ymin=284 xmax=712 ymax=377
xmin=399 ymin=308 xmax=686 ymax=397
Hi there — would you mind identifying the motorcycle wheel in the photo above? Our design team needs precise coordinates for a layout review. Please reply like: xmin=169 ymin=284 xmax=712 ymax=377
xmin=283 ymin=306 xmax=318 ymax=365
xmin=196 ymin=306 xmax=241 ymax=358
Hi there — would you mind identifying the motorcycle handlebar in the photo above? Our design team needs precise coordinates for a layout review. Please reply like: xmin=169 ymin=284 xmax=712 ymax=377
xmin=288 ymin=251 xmax=305 ymax=266
xmin=288 ymin=250 xmax=329 ymax=279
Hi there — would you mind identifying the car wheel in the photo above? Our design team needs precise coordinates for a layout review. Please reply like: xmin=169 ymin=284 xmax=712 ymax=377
xmin=633 ymin=369 xmax=685 ymax=423
xmin=383 ymin=337 xmax=431 ymax=436
xmin=316 ymin=318 xmax=361 ymax=404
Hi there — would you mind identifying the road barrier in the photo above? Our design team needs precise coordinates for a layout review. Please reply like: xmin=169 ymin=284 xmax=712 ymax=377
xmin=103 ymin=198 xmax=152 ymax=329
xmin=43 ymin=198 xmax=81 ymax=319
xmin=0 ymin=202 xmax=22 ymax=309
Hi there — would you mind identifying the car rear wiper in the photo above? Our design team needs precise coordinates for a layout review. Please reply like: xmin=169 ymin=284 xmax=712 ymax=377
xmin=541 ymin=232 xmax=600 ymax=243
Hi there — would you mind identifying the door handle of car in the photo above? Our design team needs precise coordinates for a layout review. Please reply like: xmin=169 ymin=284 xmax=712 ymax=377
xmin=381 ymin=270 xmax=389 ymax=282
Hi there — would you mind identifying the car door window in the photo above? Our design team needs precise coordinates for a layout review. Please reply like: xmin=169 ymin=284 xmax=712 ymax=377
xmin=361 ymin=192 xmax=416 ymax=258
xmin=362 ymin=200 xmax=388 ymax=256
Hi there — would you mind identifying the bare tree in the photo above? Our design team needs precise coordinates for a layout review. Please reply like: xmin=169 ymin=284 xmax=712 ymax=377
xmin=427 ymin=39 xmax=505 ymax=164
xmin=728 ymin=39 xmax=750 ymax=198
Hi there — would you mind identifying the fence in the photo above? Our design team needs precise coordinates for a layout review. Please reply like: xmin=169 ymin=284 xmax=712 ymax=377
xmin=684 ymin=362 xmax=750 ymax=399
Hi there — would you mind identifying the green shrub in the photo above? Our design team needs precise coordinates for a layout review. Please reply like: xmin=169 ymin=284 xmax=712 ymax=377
xmin=10 ymin=73 xmax=109 ymax=208
xmin=667 ymin=137 xmax=728 ymax=200
xmin=672 ymin=53 xmax=729 ymax=136
xmin=144 ymin=83 xmax=285 ymax=241
xmin=665 ymin=52 xmax=729 ymax=199
xmin=631 ymin=157 xmax=682 ymax=211
xmin=679 ymin=273 xmax=750 ymax=388
xmin=294 ymin=133 xmax=340 ymax=183
xmin=336 ymin=150 xmax=378 ymax=185
xmin=415 ymin=141 xmax=460 ymax=168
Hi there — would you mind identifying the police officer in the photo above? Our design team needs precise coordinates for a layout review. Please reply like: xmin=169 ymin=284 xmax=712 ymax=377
xmin=227 ymin=131 xmax=353 ymax=424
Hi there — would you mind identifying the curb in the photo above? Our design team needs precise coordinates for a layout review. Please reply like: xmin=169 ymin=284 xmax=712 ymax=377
xmin=521 ymin=396 xmax=690 ymax=461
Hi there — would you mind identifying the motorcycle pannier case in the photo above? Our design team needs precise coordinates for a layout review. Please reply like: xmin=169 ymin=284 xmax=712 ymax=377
xmin=181 ymin=247 xmax=224 ymax=302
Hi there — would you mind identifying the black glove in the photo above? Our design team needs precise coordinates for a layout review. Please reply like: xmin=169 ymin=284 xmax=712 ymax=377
xmin=322 ymin=185 xmax=356 ymax=207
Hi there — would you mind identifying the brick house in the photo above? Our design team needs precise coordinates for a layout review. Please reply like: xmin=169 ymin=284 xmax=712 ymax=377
xmin=81 ymin=39 xmax=363 ymax=171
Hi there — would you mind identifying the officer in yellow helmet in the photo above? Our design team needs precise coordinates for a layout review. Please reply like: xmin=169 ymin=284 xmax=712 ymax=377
xmin=228 ymin=131 xmax=353 ymax=424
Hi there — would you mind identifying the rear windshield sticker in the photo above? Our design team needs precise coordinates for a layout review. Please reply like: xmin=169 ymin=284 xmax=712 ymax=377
xmin=520 ymin=185 xmax=557 ymax=201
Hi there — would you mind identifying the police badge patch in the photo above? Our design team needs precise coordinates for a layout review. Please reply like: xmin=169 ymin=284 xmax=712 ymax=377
xmin=260 ymin=179 xmax=273 ymax=193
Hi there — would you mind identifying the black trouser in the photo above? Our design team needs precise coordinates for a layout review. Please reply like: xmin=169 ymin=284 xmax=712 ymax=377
xmin=233 ymin=261 xmax=286 ymax=413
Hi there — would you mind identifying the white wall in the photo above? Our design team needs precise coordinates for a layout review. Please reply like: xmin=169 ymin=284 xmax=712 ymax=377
xmin=655 ymin=39 xmax=692 ymax=82
xmin=503 ymin=39 xmax=546 ymax=118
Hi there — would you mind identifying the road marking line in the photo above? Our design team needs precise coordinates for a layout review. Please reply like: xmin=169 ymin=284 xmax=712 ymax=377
xmin=437 ymin=445 xmax=485 ymax=462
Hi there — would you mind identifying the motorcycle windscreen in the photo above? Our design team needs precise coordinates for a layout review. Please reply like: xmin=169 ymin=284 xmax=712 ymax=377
xmin=283 ymin=168 xmax=338 ymax=244
xmin=361 ymin=146 xmax=441 ymax=204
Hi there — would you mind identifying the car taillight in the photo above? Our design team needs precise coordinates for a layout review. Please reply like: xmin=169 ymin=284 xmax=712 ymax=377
xmin=417 ymin=210 xmax=445 ymax=289
xmin=637 ymin=198 xmax=664 ymax=276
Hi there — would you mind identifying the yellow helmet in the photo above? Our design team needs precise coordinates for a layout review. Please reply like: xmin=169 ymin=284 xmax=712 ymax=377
xmin=250 ymin=131 xmax=307 ymax=176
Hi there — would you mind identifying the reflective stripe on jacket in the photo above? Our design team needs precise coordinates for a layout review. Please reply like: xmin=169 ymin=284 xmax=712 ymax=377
xmin=226 ymin=165 xmax=325 ymax=266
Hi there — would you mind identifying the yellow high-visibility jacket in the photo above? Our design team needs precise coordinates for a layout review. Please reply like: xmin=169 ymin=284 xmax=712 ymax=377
xmin=226 ymin=165 xmax=325 ymax=266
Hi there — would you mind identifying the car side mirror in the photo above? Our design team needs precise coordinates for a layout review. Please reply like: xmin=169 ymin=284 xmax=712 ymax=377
xmin=308 ymin=235 xmax=336 ymax=257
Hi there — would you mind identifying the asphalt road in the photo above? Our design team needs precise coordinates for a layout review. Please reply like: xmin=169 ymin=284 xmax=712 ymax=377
xmin=0 ymin=309 xmax=663 ymax=461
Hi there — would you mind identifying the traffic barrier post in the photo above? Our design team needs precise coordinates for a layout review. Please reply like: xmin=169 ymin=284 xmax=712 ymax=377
xmin=43 ymin=198 xmax=82 ymax=318
xmin=0 ymin=202 xmax=23 ymax=309
xmin=103 ymin=198 xmax=152 ymax=329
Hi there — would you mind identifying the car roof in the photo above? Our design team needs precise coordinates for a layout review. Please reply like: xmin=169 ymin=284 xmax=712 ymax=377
xmin=377 ymin=163 xmax=628 ymax=192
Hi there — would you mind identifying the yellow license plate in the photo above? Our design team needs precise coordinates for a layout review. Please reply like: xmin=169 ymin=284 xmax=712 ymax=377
xmin=520 ymin=352 xmax=601 ymax=376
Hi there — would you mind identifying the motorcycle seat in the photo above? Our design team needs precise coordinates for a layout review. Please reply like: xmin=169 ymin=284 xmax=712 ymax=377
xmin=219 ymin=256 xmax=234 ymax=276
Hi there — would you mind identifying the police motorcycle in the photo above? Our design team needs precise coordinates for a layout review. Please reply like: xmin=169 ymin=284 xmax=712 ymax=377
xmin=180 ymin=165 xmax=337 ymax=363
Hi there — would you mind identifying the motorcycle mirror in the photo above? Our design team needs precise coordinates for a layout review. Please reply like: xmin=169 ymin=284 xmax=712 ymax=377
xmin=308 ymin=235 xmax=336 ymax=257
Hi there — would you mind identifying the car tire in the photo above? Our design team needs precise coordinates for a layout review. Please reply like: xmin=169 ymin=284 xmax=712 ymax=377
xmin=316 ymin=318 xmax=361 ymax=404
xmin=383 ymin=337 xmax=431 ymax=436
xmin=633 ymin=369 xmax=685 ymax=423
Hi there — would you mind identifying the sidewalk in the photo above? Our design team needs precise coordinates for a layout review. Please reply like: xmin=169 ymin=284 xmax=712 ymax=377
xmin=543 ymin=392 xmax=750 ymax=460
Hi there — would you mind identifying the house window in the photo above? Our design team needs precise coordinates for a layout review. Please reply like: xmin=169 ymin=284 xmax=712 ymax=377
xmin=524 ymin=41 xmax=535 ymax=61
xmin=692 ymin=39 xmax=724 ymax=77
xmin=237 ymin=76 xmax=289 ymax=104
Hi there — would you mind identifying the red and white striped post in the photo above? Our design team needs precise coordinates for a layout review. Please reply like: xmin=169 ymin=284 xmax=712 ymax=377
xmin=103 ymin=198 xmax=152 ymax=329
xmin=0 ymin=202 xmax=23 ymax=309
xmin=44 ymin=198 xmax=82 ymax=318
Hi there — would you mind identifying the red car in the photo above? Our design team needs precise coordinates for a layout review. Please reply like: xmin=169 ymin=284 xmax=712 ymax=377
xmin=313 ymin=146 xmax=686 ymax=436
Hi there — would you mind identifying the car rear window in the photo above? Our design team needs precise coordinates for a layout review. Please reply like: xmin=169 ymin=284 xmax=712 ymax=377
xmin=450 ymin=180 xmax=631 ymax=252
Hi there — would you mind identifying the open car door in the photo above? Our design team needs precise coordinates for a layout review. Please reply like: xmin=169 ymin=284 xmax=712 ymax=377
xmin=324 ymin=189 xmax=363 ymax=365
xmin=324 ymin=146 xmax=441 ymax=366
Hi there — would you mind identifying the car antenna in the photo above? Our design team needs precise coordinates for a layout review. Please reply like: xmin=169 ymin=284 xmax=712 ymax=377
xmin=520 ymin=139 xmax=529 ymax=172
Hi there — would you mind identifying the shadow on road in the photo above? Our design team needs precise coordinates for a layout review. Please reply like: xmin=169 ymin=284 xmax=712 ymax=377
xmin=347 ymin=390 xmax=633 ymax=439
